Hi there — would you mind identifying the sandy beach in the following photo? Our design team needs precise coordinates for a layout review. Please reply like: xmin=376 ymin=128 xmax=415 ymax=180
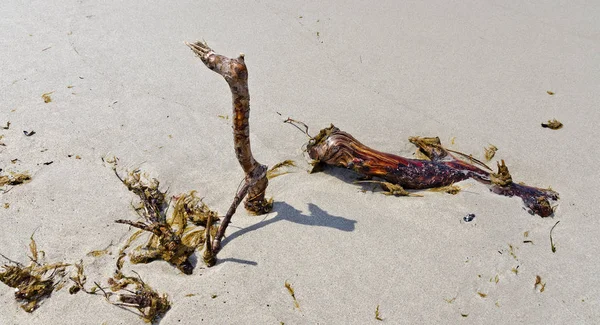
xmin=1 ymin=0 xmax=599 ymax=323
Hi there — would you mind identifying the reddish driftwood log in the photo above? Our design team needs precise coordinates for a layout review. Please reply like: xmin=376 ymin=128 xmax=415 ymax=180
xmin=186 ymin=41 xmax=271 ymax=265
xmin=306 ymin=125 xmax=559 ymax=217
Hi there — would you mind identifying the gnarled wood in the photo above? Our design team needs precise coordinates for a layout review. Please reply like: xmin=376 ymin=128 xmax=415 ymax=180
xmin=186 ymin=41 xmax=271 ymax=264
xmin=307 ymin=125 xmax=559 ymax=217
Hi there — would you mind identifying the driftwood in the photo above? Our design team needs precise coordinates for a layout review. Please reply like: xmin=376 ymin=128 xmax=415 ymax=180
xmin=186 ymin=41 xmax=272 ymax=265
xmin=306 ymin=125 xmax=559 ymax=217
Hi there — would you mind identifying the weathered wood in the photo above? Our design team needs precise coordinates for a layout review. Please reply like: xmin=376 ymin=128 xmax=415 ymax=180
xmin=186 ymin=41 xmax=272 ymax=264
xmin=306 ymin=125 xmax=559 ymax=217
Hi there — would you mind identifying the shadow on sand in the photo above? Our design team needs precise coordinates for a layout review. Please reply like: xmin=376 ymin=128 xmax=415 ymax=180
xmin=221 ymin=201 xmax=356 ymax=250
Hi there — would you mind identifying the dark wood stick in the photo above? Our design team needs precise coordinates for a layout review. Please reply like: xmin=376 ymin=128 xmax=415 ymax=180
xmin=307 ymin=125 xmax=559 ymax=217
xmin=186 ymin=41 xmax=272 ymax=263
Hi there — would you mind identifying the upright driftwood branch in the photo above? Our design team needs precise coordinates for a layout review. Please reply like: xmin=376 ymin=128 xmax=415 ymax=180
xmin=306 ymin=125 xmax=559 ymax=217
xmin=186 ymin=41 xmax=271 ymax=264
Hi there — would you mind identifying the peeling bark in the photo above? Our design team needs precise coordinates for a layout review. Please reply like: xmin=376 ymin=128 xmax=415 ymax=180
xmin=307 ymin=125 xmax=559 ymax=217
xmin=186 ymin=41 xmax=271 ymax=264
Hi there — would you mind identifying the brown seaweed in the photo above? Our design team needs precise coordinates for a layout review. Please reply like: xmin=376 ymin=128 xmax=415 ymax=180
xmin=100 ymin=272 xmax=171 ymax=323
xmin=0 ymin=172 xmax=31 ymax=186
xmin=0 ymin=236 xmax=69 ymax=312
xmin=541 ymin=119 xmax=563 ymax=130
xmin=114 ymin=170 xmax=216 ymax=274
xmin=284 ymin=280 xmax=300 ymax=309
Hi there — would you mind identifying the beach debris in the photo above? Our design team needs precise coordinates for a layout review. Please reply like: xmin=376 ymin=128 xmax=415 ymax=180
xmin=68 ymin=260 xmax=97 ymax=294
xmin=0 ymin=171 xmax=31 ymax=186
xmin=355 ymin=180 xmax=422 ymax=197
xmin=534 ymin=275 xmax=546 ymax=292
xmin=463 ymin=214 xmax=476 ymax=222
xmin=477 ymin=292 xmax=487 ymax=298
xmin=302 ymin=125 xmax=559 ymax=217
xmin=41 ymin=92 xmax=53 ymax=103
xmin=541 ymin=119 xmax=563 ymax=130
xmin=284 ymin=280 xmax=300 ymax=309
xmin=375 ymin=305 xmax=383 ymax=321
xmin=508 ymin=244 xmax=518 ymax=260
xmin=546 ymin=91 xmax=555 ymax=95
xmin=0 ymin=236 xmax=69 ymax=312
xmin=99 ymin=271 xmax=171 ymax=323
xmin=266 ymin=160 xmax=296 ymax=179
xmin=86 ymin=246 xmax=111 ymax=258
xmin=23 ymin=130 xmax=36 ymax=136
xmin=461 ymin=313 xmax=469 ymax=318
xmin=3 ymin=203 xmax=9 ymax=209
xmin=172 ymin=191 xmax=218 ymax=227
xmin=550 ymin=221 xmax=560 ymax=253
xmin=42 ymin=161 xmax=53 ymax=166
xmin=186 ymin=40 xmax=274 ymax=264
xmin=491 ymin=274 xmax=500 ymax=284
xmin=511 ymin=266 xmax=519 ymax=275
xmin=484 ymin=145 xmax=498 ymax=161
xmin=2 ymin=121 xmax=9 ymax=129
xmin=429 ymin=183 xmax=462 ymax=195
xmin=217 ymin=114 xmax=229 ymax=120
xmin=114 ymin=169 xmax=215 ymax=274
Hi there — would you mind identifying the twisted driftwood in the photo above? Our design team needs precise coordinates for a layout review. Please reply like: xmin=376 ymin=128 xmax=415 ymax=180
xmin=186 ymin=41 xmax=272 ymax=265
xmin=306 ymin=125 xmax=559 ymax=217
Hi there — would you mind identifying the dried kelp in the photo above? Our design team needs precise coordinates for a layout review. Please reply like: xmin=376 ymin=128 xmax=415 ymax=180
xmin=284 ymin=280 xmax=300 ymax=309
xmin=41 ymin=92 xmax=53 ymax=103
xmin=305 ymin=125 xmax=559 ymax=217
xmin=115 ymin=170 xmax=217 ymax=274
xmin=0 ymin=236 xmax=69 ymax=312
xmin=534 ymin=275 xmax=546 ymax=292
xmin=484 ymin=145 xmax=498 ymax=161
xmin=375 ymin=305 xmax=383 ymax=321
xmin=173 ymin=191 xmax=218 ymax=227
xmin=100 ymin=272 xmax=171 ymax=323
xmin=68 ymin=260 xmax=97 ymax=295
xmin=267 ymin=160 xmax=297 ymax=179
xmin=428 ymin=183 xmax=462 ymax=195
xmin=0 ymin=172 xmax=31 ymax=186
xmin=550 ymin=221 xmax=560 ymax=253
xmin=541 ymin=119 xmax=563 ymax=130
xmin=355 ymin=180 xmax=422 ymax=197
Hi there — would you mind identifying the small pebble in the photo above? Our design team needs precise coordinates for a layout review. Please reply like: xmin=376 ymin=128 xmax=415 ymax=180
xmin=463 ymin=213 xmax=476 ymax=222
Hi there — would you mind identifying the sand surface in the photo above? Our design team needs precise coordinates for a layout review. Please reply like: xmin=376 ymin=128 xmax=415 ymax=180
xmin=1 ymin=0 xmax=599 ymax=324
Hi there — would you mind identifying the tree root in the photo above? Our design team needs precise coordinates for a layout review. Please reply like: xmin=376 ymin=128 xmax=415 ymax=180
xmin=306 ymin=125 xmax=559 ymax=217
xmin=186 ymin=41 xmax=271 ymax=264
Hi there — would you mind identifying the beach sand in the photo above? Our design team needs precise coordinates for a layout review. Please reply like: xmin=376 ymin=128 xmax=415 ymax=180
xmin=1 ymin=0 xmax=599 ymax=323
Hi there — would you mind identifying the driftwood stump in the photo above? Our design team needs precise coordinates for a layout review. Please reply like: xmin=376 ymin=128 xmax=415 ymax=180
xmin=306 ymin=125 xmax=559 ymax=217
xmin=186 ymin=41 xmax=272 ymax=265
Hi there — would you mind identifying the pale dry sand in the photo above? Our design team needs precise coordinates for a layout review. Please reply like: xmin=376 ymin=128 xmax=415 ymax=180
xmin=1 ymin=1 xmax=599 ymax=324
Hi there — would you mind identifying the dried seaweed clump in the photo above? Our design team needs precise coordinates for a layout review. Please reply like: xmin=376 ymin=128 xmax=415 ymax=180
xmin=173 ymin=190 xmax=218 ymax=227
xmin=100 ymin=272 xmax=171 ymax=323
xmin=115 ymin=170 xmax=218 ymax=274
xmin=0 ymin=172 xmax=31 ymax=187
xmin=484 ymin=145 xmax=498 ymax=161
xmin=541 ymin=119 xmax=563 ymax=130
xmin=0 ymin=236 xmax=69 ymax=312
xmin=68 ymin=260 xmax=99 ymax=295
xmin=429 ymin=184 xmax=462 ymax=195
xmin=490 ymin=160 xmax=512 ymax=186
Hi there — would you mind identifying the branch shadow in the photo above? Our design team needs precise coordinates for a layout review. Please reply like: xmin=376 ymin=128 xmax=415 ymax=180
xmin=221 ymin=201 xmax=356 ymax=249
